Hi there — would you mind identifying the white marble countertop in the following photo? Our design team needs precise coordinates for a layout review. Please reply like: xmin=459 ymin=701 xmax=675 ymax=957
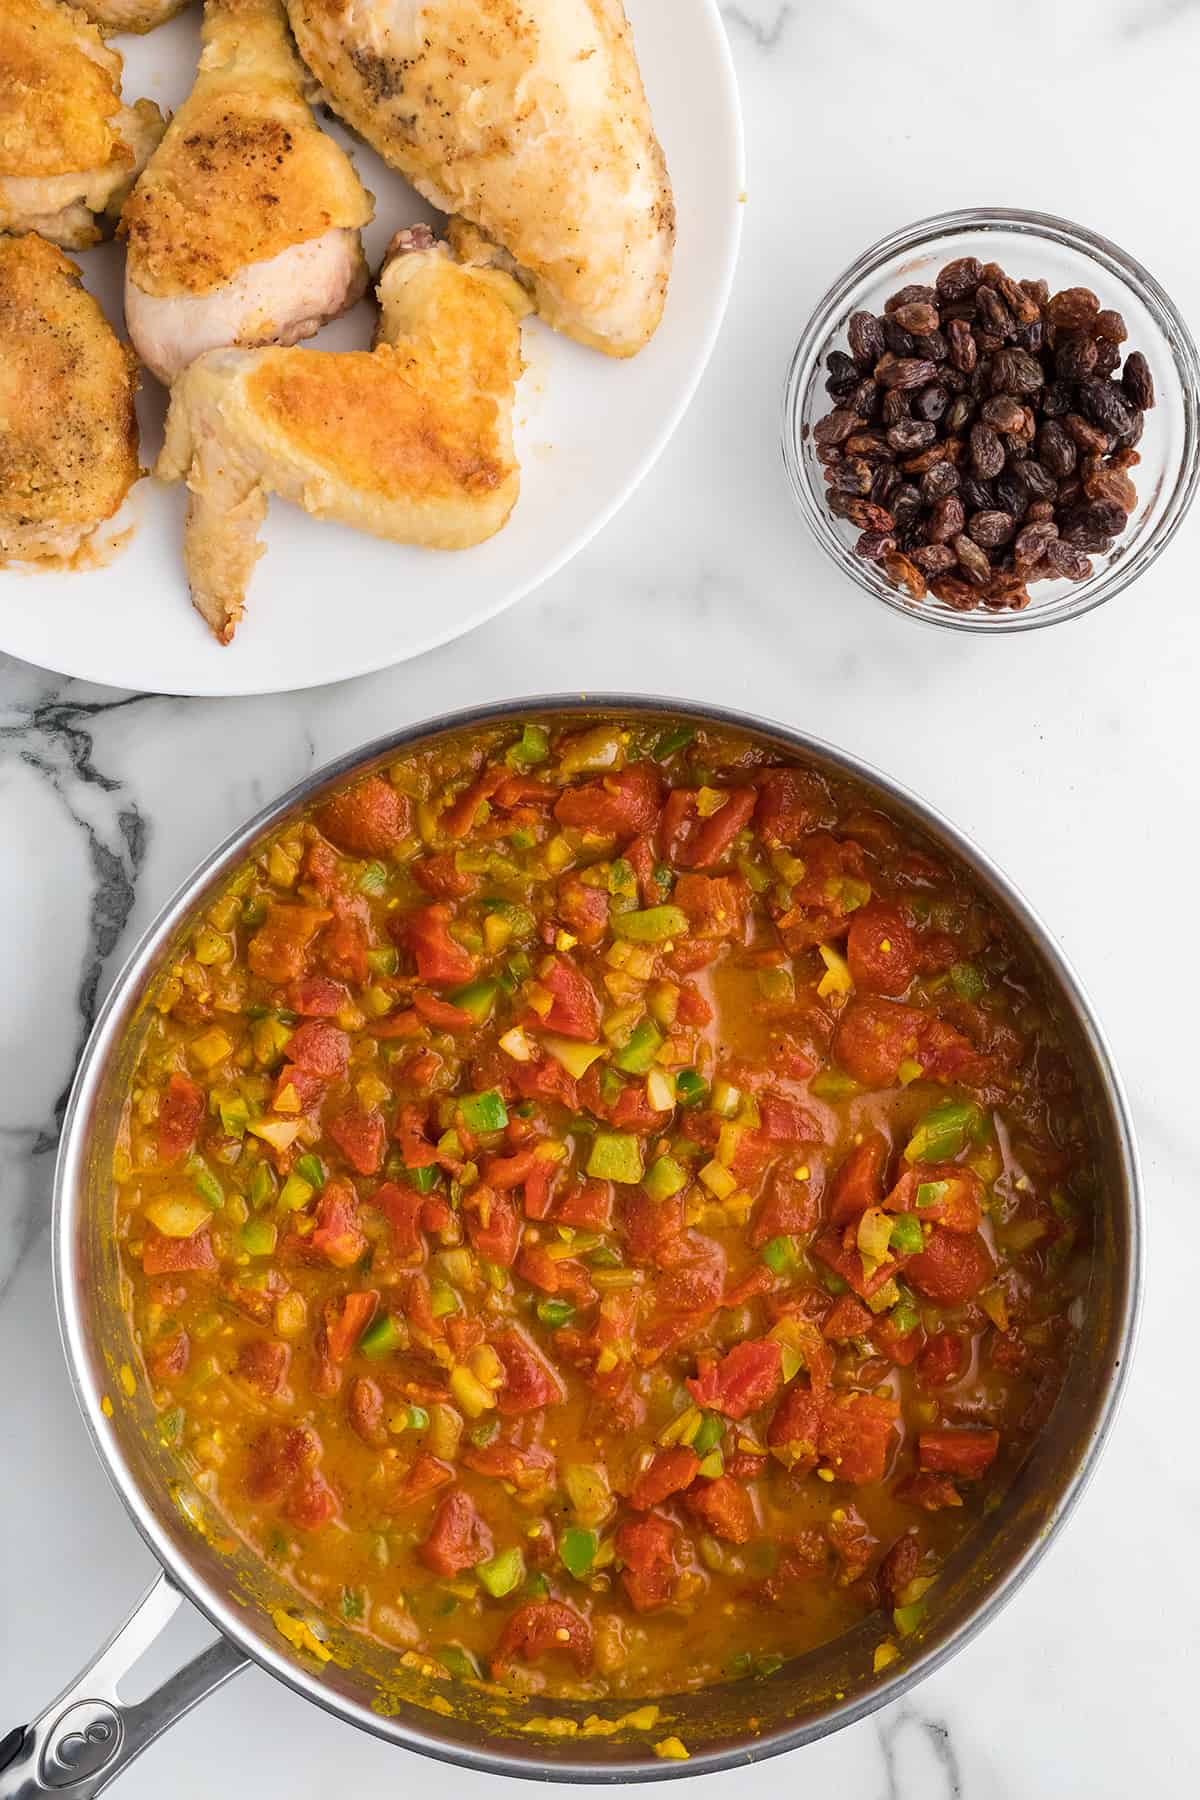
xmin=3 ymin=1 xmax=1199 ymax=1793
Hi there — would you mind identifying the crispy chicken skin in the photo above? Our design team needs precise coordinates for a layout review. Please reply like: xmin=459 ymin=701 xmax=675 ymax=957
xmin=122 ymin=0 xmax=374 ymax=384
xmin=158 ymin=229 xmax=531 ymax=643
xmin=0 ymin=234 xmax=140 ymax=565
xmin=75 ymin=1 xmax=192 ymax=30
xmin=0 ymin=0 xmax=164 ymax=250
xmin=285 ymin=0 xmax=674 ymax=358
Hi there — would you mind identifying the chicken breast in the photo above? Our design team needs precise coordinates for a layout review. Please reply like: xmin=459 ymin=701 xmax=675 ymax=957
xmin=0 ymin=234 xmax=140 ymax=565
xmin=286 ymin=0 xmax=674 ymax=358
xmin=74 ymin=1 xmax=192 ymax=30
xmin=158 ymin=228 xmax=531 ymax=643
xmin=0 ymin=0 xmax=164 ymax=250
xmin=122 ymin=0 xmax=373 ymax=384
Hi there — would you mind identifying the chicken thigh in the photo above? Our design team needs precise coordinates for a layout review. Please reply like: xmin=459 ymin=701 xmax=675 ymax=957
xmin=286 ymin=0 xmax=674 ymax=358
xmin=0 ymin=0 xmax=164 ymax=250
xmin=75 ymin=1 xmax=192 ymax=30
xmin=0 ymin=234 xmax=140 ymax=565
xmin=159 ymin=228 xmax=530 ymax=642
xmin=122 ymin=0 xmax=373 ymax=384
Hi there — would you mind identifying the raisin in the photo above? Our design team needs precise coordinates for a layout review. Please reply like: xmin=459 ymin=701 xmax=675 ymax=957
xmin=1041 ymin=381 xmax=1072 ymax=418
xmin=891 ymin=301 xmax=940 ymax=334
xmin=968 ymin=509 xmax=1016 ymax=548
xmin=929 ymin=575 xmax=980 ymax=610
xmin=909 ymin=543 xmax=958 ymax=575
xmin=1093 ymin=340 xmax=1121 ymax=378
xmin=1095 ymin=309 xmax=1127 ymax=344
xmin=991 ymin=347 xmax=1045 ymax=395
xmin=953 ymin=534 xmax=993 ymax=584
xmin=877 ymin=357 xmax=939 ymax=391
xmin=961 ymin=474 xmax=998 ymax=512
xmin=1077 ymin=378 xmax=1136 ymax=437
xmin=969 ymin=421 xmax=1005 ymax=479
xmin=1083 ymin=466 xmax=1137 ymax=513
xmin=1064 ymin=412 xmax=1111 ymax=455
xmin=914 ymin=384 xmax=949 ymax=423
xmin=946 ymin=317 xmax=977 ymax=374
xmin=1122 ymin=350 xmax=1155 ymax=411
xmin=856 ymin=529 xmax=897 ymax=562
xmin=1046 ymin=287 xmax=1100 ymax=330
xmin=944 ymin=394 xmax=975 ymax=433
xmin=926 ymin=494 xmax=966 ymax=543
xmin=890 ymin=484 xmax=922 ymax=533
xmin=872 ymin=464 xmax=902 ymax=507
xmin=828 ymin=458 xmax=875 ymax=496
xmin=981 ymin=395 xmax=1027 ymax=434
xmin=975 ymin=286 xmax=1016 ymax=339
xmin=825 ymin=350 xmax=862 ymax=397
xmin=883 ymin=552 xmax=927 ymax=598
xmin=936 ymin=257 xmax=983 ymax=300
xmin=911 ymin=330 xmax=949 ymax=364
xmin=1025 ymin=499 xmax=1056 ymax=523
xmin=840 ymin=498 xmax=895 ymax=531
xmin=847 ymin=311 xmax=885 ymax=368
xmin=1054 ymin=333 xmax=1097 ymax=381
xmin=886 ymin=420 xmax=937 ymax=453
xmin=1014 ymin=459 xmax=1058 ymax=501
xmin=881 ymin=389 xmax=911 ymax=426
xmin=1013 ymin=520 xmax=1059 ymax=568
xmin=884 ymin=319 xmax=915 ymax=357
xmin=885 ymin=285 xmax=937 ymax=315
xmin=1037 ymin=420 xmax=1077 ymax=478
xmin=920 ymin=461 xmax=961 ymax=503
xmin=1044 ymin=537 xmax=1094 ymax=581
xmin=813 ymin=408 xmax=860 ymax=448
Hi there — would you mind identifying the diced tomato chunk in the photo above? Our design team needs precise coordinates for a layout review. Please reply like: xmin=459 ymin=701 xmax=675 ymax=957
xmin=556 ymin=876 xmax=610 ymax=945
xmin=512 ymin=1055 xmax=578 ymax=1110
xmin=615 ymin=1514 xmax=678 ymax=1613
xmin=462 ymin=1440 xmax=556 ymax=1490
xmin=884 ymin=1165 xmax=983 ymax=1234
xmin=683 ymin=787 xmax=757 ymax=868
xmin=412 ymin=852 xmax=478 ymax=899
xmin=157 ymin=1072 xmax=204 ymax=1162
xmin=537 ymin=956 xmax=601 ymax=1040
xmin=466 ymin=1186 xmax=521 ymax=1267
xmin=686 ymin=1339 xmax=783 ymax=1419
xmin=554 ymin=1179 xmax=612 ymax=1230
xmin=828 ymin=1133 xmax=890 ymax=1226
xmin=747 ymin=1166 xmax=818 ymax=1253
xmin=142 ymin=1229 xmax=217 ymax=1276
xmin=481 ymin=1148 xmax=539 ymax=1190
xmin=493 ymin=1328 xmax=566 ymax=1414
xmin=630 ymin=1446 xmax=700 ymax=1511
xmin=492 ymin=1600 xmax=593 ymax=1674
xmin=372 ymin=1181 xmax=425 ymax=1261
xmin=817 ymin=1391 xmax=899 ymax=1484
xmin=310 ymin=1179 xmax=367 ymax=1268
xmin=821 ymin=1293 xmax=874 ymax=1340
xmin=758 ymin=1093 xmax=822 ymax=1143
xmin=832 ymin=998 xmax=927 ymax=1088
xmin=318 ymin=894 xmax=369 ymax=985
xmin=420 ymin=1489 xmax=494 ymax=1575
xmin=247 ymin=902 xmax=330 ymax=983
xmin=877 ymin=1531 xmax=922 ymax=1609
xmin=246 ymin=1423 xmax=320 ymax=1503
xmin=846 ymin=903 xmax=917 ymax=996
xmin=684 ymin=1475 xmax=756 ymax=1544
xmin=676 ymin=982 xmax=713 ymax=1027
xmin=286 ymin=1020 xmax=350 ymax=1078
xmin=395 ymin=1453 xmax=455 ymax=1507
xmin=146 ymin=1328 xmax=190 ymax=1382
xmin=767 ymin=1385 xmax=823 ymax=1474
xmin=871 ymin=1311 xmax=922 ymax=1366
xmin=917 ymin=1427 xmax=1000 ymax=1479
xmin=412 ymin=990 xmax=475 ymax=1032
xmin=326 ymin=1104 xmax=386 ymax=1176
xmin=348 ymin=1376 xmax=386 ymax=1446
xmin=906 ymin=1227 xmax=994 ymax=1304
xmin=620 ymin=1189 xmax=685 ymax=1265
xmin=315 ymin=775 xmax=410 ymax=855
xmin=324 ymin=1289 xmax=378 ymax=1360
xmin=896 ymin=1471 xmax=964 ymax=1512
xmin=553 ymin=764 xmax=661 ymax=838
xmin=284 ymin=1471 xmax=339 ymax=1530
xmin=916 ymin=1330 xmax=968 ymax=1390
xmin=300 ymin=840 xmax=339 ymax=897
xmin=672 ymin=873 xmax=747 ymax=940
xmin=754 ymin=768 xmax=830 ymax=845
xmin=286 ymin=976 xmax=349 ymax=1017
xmin=235 ymin=1338 xmax=290 ymax=1397
xmin=810 ymin=1225 xmax=903 ymax=1301
xmin=399 ymin=903 xmax=477 ymax=986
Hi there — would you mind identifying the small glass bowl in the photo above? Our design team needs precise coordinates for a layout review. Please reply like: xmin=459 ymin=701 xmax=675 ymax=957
xmin=782 ymin=207 xmax=1200 ymax=631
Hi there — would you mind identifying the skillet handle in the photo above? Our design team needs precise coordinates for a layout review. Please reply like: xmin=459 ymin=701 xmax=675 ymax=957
xmin=0 ymin=1572 xmax=248 ymax=1799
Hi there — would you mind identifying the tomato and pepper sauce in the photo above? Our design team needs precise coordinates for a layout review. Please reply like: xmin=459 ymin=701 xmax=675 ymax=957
xmin=114 ymin=715 xmax=1096 ymax=1698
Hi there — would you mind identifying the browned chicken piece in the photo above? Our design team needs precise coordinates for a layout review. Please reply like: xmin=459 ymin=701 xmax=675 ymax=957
xmin=122 ymin=0 xmax=373 ymax=385
xmin=74 ymin=1 xmax=192 ymax=29
xmin=0 ymin=234 xmax=140 ymax=565
xmin=0 ymin=0 xmax=164 ymax=250
xmin=158 ymin=228 xmax=531 ymax=644
xmin=286 ymin=0 xmax=674 ymax=358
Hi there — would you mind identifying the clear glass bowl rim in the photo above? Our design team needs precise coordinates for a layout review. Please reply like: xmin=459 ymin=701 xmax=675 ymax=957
xmin=781 ymin=205 xmax=1200 ymax=632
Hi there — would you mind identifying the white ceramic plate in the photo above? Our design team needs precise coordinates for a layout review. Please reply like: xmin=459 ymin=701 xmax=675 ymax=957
xmin=1 ymin=0 xmax=743 ymax=696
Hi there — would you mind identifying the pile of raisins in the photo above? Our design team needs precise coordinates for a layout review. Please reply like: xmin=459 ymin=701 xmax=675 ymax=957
xmin=813 ymin=257 xmax=1155 ymax=611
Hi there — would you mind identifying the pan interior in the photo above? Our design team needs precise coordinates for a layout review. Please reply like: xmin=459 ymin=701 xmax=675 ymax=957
xmin=58 ymin=701 xmax=1138 ymax=1777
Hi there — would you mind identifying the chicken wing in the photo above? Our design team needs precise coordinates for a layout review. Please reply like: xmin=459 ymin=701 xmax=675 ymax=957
xmin=0 ymin=0 xmax=164 ymax=250
xmin=122 ymin=0 xmax=373 ymax=384
xmin=159 ymin=228 xmax=530 ymax=643
xmin=74 ymin=1 xmax=192 ymax=30
xmin=286 ymin=0 xmax=674 ymax=358
xmin=0 ymin=234 xmax=140 ymax=565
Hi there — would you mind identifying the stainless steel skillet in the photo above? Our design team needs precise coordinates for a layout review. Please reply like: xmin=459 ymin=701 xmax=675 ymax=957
xmin=0 ymin=696 xmax=1142 ymax=1796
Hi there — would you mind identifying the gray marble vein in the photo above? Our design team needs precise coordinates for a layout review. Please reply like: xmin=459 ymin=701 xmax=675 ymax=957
xmin=877 ymin=1704 xmax=964 ymax=1800
xmin=722 ymin=2 xmax=795 ymax=50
